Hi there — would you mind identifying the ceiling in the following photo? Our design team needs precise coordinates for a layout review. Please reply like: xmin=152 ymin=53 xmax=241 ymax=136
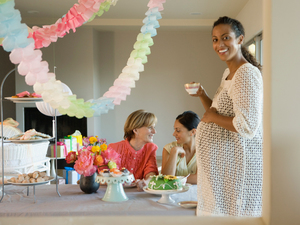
xmin=15 ymin=0 xmax=249 ymax=31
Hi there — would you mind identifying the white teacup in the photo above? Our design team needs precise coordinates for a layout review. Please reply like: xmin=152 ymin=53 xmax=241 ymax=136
xmin=184 ymin=83 xmax=200 ymax=95
xmin=177 ymin=176 xmax=187 ymax=186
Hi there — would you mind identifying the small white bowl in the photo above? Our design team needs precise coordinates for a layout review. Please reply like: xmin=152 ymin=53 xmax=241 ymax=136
xmin=184 ymin=83 xmax=200 ymax=95
xmin=110 ymin=172 xmax=123 ymax=177
xmin=100 ymin=170 xmax=111 ymax=177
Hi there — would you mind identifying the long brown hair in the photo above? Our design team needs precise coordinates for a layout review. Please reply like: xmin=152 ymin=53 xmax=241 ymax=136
xmin=213 ymin=16 xmax=262 ymax=71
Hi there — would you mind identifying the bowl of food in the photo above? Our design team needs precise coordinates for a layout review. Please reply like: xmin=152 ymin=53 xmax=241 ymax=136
xmin=184 ymin=83 xmax=200 ymax=95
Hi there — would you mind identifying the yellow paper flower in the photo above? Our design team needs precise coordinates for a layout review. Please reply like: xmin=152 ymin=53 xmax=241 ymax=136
xmin=89 ymin=136 xmax=97 ymax=145
xmin=91 ymin=145 xmax=100 ymax=153
xmin=100 ymin=143 xmax=107 ymax=152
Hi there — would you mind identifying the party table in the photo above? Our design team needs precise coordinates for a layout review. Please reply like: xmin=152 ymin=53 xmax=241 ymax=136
xmin=0 ymin=184 xmax=197 ymax=217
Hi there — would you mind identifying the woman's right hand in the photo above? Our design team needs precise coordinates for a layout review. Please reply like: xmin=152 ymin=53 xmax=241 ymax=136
xmin=170 ymin=146 xmax=185 ymax=158
xmin=190 ymin=83 xmax=206 ymax=97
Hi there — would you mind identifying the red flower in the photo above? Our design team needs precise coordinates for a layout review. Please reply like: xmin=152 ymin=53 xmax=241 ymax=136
xmin=66 ymin=151 xmax=77 ymax=164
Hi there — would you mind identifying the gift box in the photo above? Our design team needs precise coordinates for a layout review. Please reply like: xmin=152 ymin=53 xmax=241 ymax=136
xmin=70 ymin=130 xmax=83 ymax=146
xmin=63 ymin=167 xmax=80 ymax=184
xmin=50 ymin=142 xmax=68 ymax=158
xmin=60 ymin=137 xmax=77 ymax=152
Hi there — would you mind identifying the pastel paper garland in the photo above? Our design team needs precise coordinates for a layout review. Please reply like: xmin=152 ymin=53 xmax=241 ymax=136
xmin=0 ymin=0 xmax=166 ymax=118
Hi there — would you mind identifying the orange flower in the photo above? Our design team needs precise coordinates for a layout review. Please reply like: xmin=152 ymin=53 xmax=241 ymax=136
xmin=94 ymin=155 xmax=104 ymax=166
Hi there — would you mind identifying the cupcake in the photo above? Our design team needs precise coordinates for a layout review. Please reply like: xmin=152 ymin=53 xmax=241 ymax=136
xmin=110 ymin=169 xmax=123 ymax=177
xmin=100 ymin=169 xmax=111 ymax=177
xmin=120 ymin=167 xmax=130 ymax=175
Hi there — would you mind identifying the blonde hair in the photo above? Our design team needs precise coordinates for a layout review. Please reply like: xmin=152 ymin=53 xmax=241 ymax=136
xmin=124 ymin=109 xmax=157 ymax=141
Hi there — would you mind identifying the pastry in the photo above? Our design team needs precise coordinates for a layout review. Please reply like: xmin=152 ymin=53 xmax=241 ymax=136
xmin=32 ymin=171 xmax=39 ymax=179
xmin=36 ymin=177 xmax=45 ymax=183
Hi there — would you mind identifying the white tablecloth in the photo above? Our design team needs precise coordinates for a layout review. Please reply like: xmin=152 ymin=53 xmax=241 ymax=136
xmin=0 ymin=184 xmax=197 ymax=217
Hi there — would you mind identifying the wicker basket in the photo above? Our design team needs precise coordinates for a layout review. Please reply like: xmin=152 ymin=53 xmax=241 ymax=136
xmin=0 ymin=141 xmax=49 ymax=170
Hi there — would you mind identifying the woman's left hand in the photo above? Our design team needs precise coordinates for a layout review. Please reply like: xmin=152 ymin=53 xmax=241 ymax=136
xmin=136 ymin=179 xmax=146 ymax=192
xmin=202 ymin=107 xmax=218 ymax=123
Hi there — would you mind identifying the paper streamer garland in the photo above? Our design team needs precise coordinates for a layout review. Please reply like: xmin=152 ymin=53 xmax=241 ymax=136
xmin=0 ymin=0 xmax=166 ymax=118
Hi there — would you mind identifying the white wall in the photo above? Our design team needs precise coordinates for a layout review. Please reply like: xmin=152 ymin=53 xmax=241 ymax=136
xmin=266 ymin=0 xmax=300 ymax=224
xmin=99 ymin=30 xmax=225 ymax=155
xmin=15 ymin=28 xmax=225 ymax=156
xmin=236 ymin=0 xmax=263 ymax=42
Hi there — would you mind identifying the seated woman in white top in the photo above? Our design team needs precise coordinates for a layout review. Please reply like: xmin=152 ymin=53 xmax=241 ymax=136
xmin=161 ymin=111 xmax=200 ymax=184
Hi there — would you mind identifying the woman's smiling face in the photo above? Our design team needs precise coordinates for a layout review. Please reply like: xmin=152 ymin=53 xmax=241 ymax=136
xmin=173 ymin=120 xmax=191 ymax=145
xmin=212 ymin=24 xmax=243 ymax=62
xmin=134 ymin=124 xmax=156 ymax=144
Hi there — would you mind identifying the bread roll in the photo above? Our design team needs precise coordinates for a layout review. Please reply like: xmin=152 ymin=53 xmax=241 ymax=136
xmin=36 ymin=177 xmax=45 ymax=183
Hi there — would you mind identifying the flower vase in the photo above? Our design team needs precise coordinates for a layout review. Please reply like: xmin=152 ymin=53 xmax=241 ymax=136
xmin=79 ymin=173 xmax=99 ymax=194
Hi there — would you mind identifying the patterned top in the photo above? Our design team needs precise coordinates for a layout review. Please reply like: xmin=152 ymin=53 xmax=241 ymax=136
xmin=196 ymin=63 xmax=263 ymax=217
xmin=164 ymin=141 xmax=197 ymax=176
xmin=108 ymin=139 xmax=159 ymax=180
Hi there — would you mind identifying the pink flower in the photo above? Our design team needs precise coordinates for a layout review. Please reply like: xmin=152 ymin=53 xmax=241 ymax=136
xmin=101 ymin=147 xmax=121 ymax=169
xmin=74 ymin=150 xmax=97 ymax=177
xmin=66 ymin=151 xmax=77 ymax=164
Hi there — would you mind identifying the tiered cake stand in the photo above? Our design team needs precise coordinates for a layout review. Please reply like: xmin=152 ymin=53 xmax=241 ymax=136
xmin=95 ymin=174 xmax=134 ymax=202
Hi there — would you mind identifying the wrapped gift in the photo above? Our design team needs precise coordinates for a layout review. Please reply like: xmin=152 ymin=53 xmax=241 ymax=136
xmin=50 ymin=142 xmax=68 ymax=158
xmin=60 ymin=136 xmax=77 ymax=152
xmin=57 ymin=178 xmax=66 ymax=185
xmin=70 ymin=130 xmax=83 ymax=146
xmin=63 ymin=167 xmax=80 ymax=184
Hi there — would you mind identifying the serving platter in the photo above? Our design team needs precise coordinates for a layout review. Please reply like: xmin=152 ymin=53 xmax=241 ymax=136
xmin=5 ymin=137 xmax=53 ymax=143
xmin=5 ymin=97 xmax=43 ymax=103
xmin=7 ymin=177 xmax=55 ymax=186
xmin=178 ymin=201 xmax=197 ymax=209
xmin=123 ymin=182 xmax=137 ymax=188
xmin=143 ymin=186 xmax=189 ymax=204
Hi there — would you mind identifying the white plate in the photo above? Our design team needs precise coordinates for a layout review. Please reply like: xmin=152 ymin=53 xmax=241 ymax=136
xmin=143 ymin=185 xmax=189 ymax=195
xmin=7 ymin=177 xmax=55 ymax=186
xmin=5 ymin=97 xmax=43 ymax=103
xmin=6 ymin=137 xmax=53 ymax=143
xmin=178 ymin=201 xmax=197 ymax=209
xmin=123 ymin=182 xmax=137 ymax=188
xmin=0 ymin=178 xmax=11 ymax=186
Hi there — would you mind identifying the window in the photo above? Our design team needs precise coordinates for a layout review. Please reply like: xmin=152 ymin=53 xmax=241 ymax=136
xmin=245 ymin=32 xmax=263 ymax=65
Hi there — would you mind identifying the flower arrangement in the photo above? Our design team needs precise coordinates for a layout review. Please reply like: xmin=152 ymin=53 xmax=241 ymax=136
xmin=65 ymin=136 xmax=121 ymax=177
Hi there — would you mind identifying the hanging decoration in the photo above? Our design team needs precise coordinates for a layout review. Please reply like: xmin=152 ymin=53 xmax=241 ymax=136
xmin=0 ymin=0 xmax=166 ymax=118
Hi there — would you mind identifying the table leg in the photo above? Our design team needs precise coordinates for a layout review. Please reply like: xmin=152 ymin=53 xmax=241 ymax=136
xmin=33 ymin=186 xmax=36 ymax=203
xmin=27 ymin=186 xmax=29 ymax=196
xmin=50 ymin=159 xmax=56 ymax=177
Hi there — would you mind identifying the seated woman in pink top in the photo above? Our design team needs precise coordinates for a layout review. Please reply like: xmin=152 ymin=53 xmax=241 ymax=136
xmin=108 ymin=109 xmax=159 ymax=190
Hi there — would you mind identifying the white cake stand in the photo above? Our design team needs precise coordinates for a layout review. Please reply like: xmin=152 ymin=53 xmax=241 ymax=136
xmin=95 ymin=174 xmax=134 ymax=202
xmin=143 ymin=186 xmax=189 ymax=204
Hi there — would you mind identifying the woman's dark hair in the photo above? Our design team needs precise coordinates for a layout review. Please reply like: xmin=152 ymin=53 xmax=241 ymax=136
xmin=213 ymin=16 xmax=262 ymax=71
xmin=176 ymin=111 xmax=200 ymax=131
